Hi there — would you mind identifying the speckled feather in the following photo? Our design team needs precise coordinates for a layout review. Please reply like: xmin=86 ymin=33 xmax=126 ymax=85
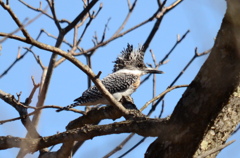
xmin=68 ymin=72 xmax=139 ymax=108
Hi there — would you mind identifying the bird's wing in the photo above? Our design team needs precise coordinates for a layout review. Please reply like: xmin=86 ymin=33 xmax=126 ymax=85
xmin=74 ymin=73 xmax=139 ymax=104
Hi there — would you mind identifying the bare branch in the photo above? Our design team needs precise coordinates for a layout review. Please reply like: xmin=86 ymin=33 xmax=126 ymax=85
xmin=0 ymin=104 xmax=85 ymax=125
xmin=16 ymin=91 xmax=22 ymax=103
xmin=25 ymin=76 xmax=40 ymax=105
xmin=0 ymin=47 xmax=27 ymax=78
xmin=165 ymin=0 xmax=183 ymax=12
xmin=118 ymin=137 xmax=147 ymax=158
xmin=195 ymin=47 xmax=212 ymax=56
xmin=141 ymin=84 xmax=188 ymax=111
xmin=103 ymin=133 xmax=135 ymax=158
xmin=146 ymin=47 xmax=211 ymax=116
xmin=169 ymin=47 xmax=211 ymax=88
xmin=159 ymin=29 xmax=190 ymax=65
xmin=149 ymin=49 xmax=157 ymax=66
xmin=19 ymin=0 xmax=51 ymax=19
xmin=46 ymin=0 xmax=61 ymax=30
xmin=0 ymin=33 xmax=27 ymax=43
xmin=0 ymin=90 xmax=40 ymax=139
xmin=158 ymin=99 xmax=165 ymax=118
xmin=142 ymin=0 xmax=184 ymax=52
xmin=63 ymin=0 xmax=99 ymax=35
xmin=77 ymin=12 xmax=93 ymax=45
xmin=0 ymin=118 xmax=166 ymax=152
xmin=73 ymin=3 xmax=168 ymax=55
xmin=41 ymin=29 xmax=74 ymax=49
xmin=0 ymin=2 xmax=47 ymax=42
xmin=19 ymin=0 xmax=70 ymax=24
xmin=113 ymin=0 xmax=138 ymax=36
xmin=23 ymin=47 xmax=45 ymax=69
xmin=1 ymin=26 xmax=130 ymax=121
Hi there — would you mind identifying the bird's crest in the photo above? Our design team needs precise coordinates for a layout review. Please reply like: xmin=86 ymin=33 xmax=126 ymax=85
xmin=113 ymin=44 xmax=145 ymax=72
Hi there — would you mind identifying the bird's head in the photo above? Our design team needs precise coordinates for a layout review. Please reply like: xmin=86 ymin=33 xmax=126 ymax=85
xmin=113 ymin=44 xmax=164 ymax=75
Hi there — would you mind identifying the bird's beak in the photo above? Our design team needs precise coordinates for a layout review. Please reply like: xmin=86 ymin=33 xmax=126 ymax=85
xmin=144 ymin=67 xmax=164 ymax=74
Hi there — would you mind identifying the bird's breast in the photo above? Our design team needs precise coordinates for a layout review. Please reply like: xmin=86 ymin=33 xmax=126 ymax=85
xmin=132 ymin=77 xmax=141 ymax=90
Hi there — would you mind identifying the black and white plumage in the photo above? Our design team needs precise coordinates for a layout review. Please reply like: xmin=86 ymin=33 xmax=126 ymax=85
xmin=73 ymin=71 xmax=140 ymax=106
xmin=57 ymin=44 xmax=163 ymax=111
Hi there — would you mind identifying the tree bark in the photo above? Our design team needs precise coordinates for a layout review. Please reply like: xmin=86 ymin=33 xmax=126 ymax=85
xmin=145 ymin=0 xmax=240 ymax=157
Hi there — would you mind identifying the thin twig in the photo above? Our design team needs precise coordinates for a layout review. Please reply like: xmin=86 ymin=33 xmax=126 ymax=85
xmin=140 ymin=30 xmax=190 ymax=85
xmin=0 ymin=48 xmax=27 ymax=78
xmin=25 ymin=76 xmax=40 ymax=105
xmin=23 ymin=47 xmax=45 ymax=69
xmin=30 ymin=0 xmax=96 ymax=128
xmin=141 ymin=84 xmax=188 ymax=111
xmin=0 ymin=2 xmax=48 ymax=42
xmin=140 ymin=74 xmax=151 ymax=85
xmin=0 ymin=90 xmax=41 ymax=156
xmin=152 ymin=73 xmax=157 ymax=105
xmin=103 ymin=133 xmax=135 ymax=158
xmin=149 ymin=49 xmax=158 ymax=106
xmin=0 ymin=21 xmax=130 ymax=117
xmin=150 ymin=49 xmax=157 ymax=66
xmin=73 ymin=26 xmax=78 ymax=47
xmin=0 ymin=105 xmax=85 ymax=125
xmin=159 ymin=29 xmax=190 ymax=65
xmin=72 ymin=0 xmax=173 ymax=56
xmin=99 ymin=18 xmax=111 ymax=43
xmin=77 ymin=11 xmax=93 ymax=46
xmin=75 ymin=10 xmax=90 ymax=28
xmin=142 ymin=1 xmax=165 ymax=53
xmin=169 ymin=48 xmax=211 ymax=88
xmin=142 ymin=0 xmax=184 ymax=52
xmin=118 ymin=137 xmax=147 ymax=158
xmin=63 ymin=0 xmax=99 ymax=34
xmin=109 ymin=85 xmax=186 ymax=158
xmin=147 ymin=48 xmax=211 ymax=116
xmin=0 ymin=30 xmax=44 ymax=78
xmin=41 ymin=29 xmax=73 ymax=48
xmin=113 ymin=0 xmax=138 ymax=36
xmin=16 ymin=91 xmax=22 ymax=103
xmin=158 ymin=99 xmax=165 ymax=118
xmin=46 ymin=0 xmax=61 ymax=30
xmin=20 ymin=0 xmax=70 ymax=24
xmin=165 ymin=0 xmax=183 ymax=11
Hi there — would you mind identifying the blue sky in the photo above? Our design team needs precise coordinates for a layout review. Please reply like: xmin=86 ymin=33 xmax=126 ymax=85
xmin=1 ymin=0 xmax=237 ymax=158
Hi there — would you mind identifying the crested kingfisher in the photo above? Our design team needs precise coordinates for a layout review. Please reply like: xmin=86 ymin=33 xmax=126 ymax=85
xmin=57 ymin=44 xmax=163 ymax=111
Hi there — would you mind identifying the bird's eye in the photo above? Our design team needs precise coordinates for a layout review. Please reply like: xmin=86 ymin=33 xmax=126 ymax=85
xmin=137 ymin=64 xmax=143 ymax=68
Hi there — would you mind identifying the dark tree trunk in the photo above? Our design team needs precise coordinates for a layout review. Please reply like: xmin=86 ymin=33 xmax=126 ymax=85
xmin=145 ymin=0 xmax=240 ymax=157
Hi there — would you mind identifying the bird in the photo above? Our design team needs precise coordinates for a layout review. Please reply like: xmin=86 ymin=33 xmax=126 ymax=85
xmin=57 ymin=44 xmax=163 ymax=112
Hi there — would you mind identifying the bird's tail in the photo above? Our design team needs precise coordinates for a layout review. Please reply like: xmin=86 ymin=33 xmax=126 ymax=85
xmin=56 ymin=102 xmax=81 ymax=112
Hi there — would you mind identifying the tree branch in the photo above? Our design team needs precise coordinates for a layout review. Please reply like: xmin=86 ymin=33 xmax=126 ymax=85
xmin=62 ymin=0 xmax=99 ymax=35
xmin=145 ymin=0 xmax=240 ymax=156
xmin=0 ymin=90 xmax=40 ymax=139
xmin=0 ymin=118 xmax=166 ymax=153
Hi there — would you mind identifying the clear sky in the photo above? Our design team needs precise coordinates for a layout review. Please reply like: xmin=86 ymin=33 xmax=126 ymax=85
xmin=0 ymin=0 xmax=237 ymax=158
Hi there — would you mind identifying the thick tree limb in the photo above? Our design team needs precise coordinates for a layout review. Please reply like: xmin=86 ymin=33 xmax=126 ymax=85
xmin=145 ymin=0 xmax=240 ymax=157
xmin=0 ymin=118 xmax=166 ymax=153
xmin=66 ymin=96 xmax=145 ymax=130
